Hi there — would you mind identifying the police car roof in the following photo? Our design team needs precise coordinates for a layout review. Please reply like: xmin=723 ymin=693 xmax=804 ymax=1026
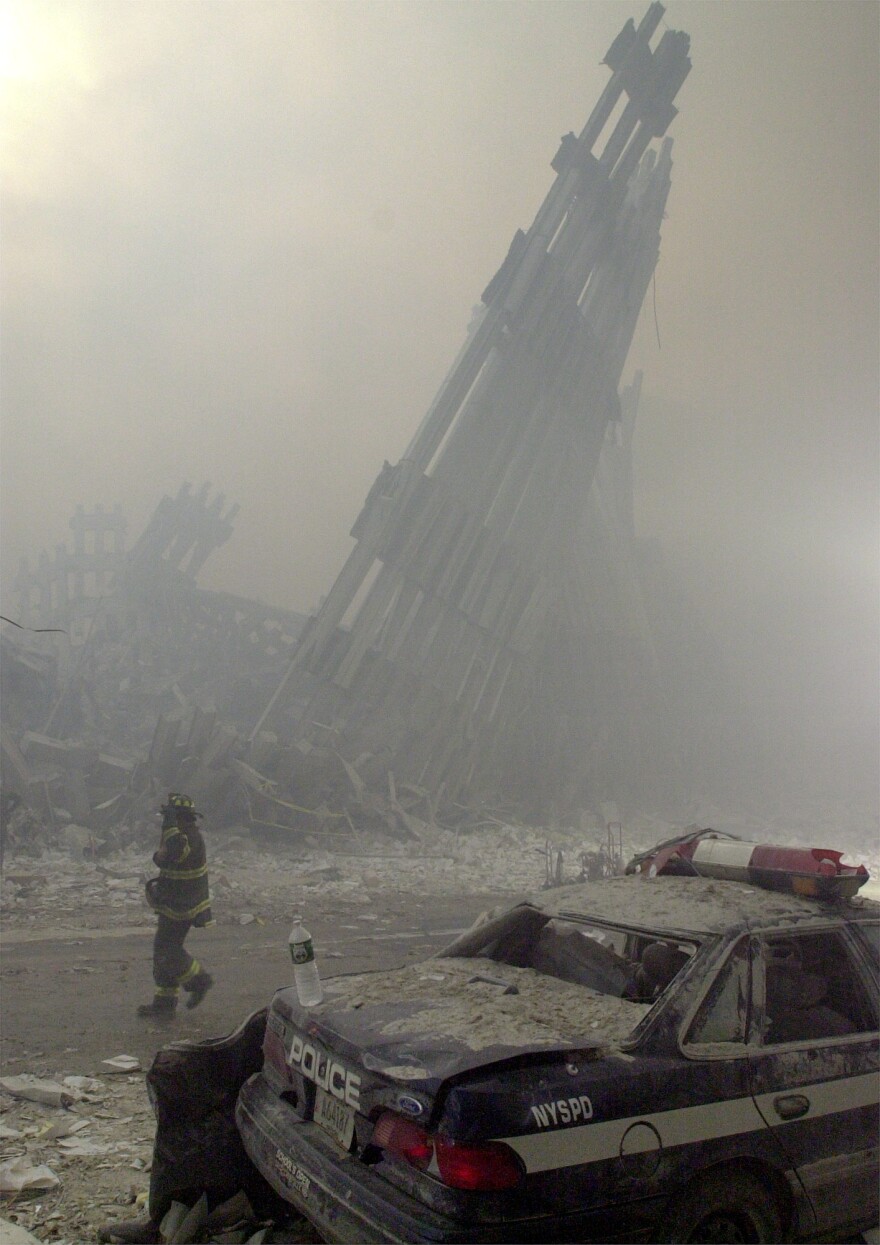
xmin=536 ymin=874 xmax=878 ymax=937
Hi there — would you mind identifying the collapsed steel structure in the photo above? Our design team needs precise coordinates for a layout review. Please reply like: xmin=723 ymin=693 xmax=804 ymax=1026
xmin=252 ymin=4 xmax=692 ymax=815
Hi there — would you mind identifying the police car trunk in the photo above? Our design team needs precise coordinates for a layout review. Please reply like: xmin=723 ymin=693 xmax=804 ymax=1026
xmin=235 ymin=864 xmax=878 ymax=1244
xmin=235 ymin=893 xmax=687 ymax=1243
xmin=236 ymin=977 xmax=655 ymax=1241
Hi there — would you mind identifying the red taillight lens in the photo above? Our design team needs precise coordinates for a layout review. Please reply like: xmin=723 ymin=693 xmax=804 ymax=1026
xmin=434 ymin=1137 xmax=524 ymax=1191
xmin=372 ymin=1111 xmax=432 ymax=1170
xmin=372 ymin=1112 xmax=524 ymax=1191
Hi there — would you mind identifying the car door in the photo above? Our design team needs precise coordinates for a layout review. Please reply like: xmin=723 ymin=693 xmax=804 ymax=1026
xmin=678 ymin=934 xmax=796 ymax=1178
xmin=747 ymin=923 xmax=879 ymax=1237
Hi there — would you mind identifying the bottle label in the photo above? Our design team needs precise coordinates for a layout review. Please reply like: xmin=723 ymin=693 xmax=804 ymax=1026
xmin=291 ymin=938 xmax=314 ymax=965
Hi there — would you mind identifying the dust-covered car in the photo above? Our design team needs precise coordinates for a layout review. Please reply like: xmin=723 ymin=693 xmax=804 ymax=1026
xmin=232 ymin=863 xmax=879 ymax=1245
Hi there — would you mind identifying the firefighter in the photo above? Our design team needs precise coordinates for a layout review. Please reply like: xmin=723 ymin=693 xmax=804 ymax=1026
xmin=137 ymin=793 xmax=213 ymax=1020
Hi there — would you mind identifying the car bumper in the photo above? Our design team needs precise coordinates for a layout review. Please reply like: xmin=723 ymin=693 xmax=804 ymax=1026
xmin=235 ymin=1073 xmax=659 ymax=1243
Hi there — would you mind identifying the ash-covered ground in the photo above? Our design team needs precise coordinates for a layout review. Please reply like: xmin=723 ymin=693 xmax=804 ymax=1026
xmin=1 ymin=809 xmax=877 ymax=1243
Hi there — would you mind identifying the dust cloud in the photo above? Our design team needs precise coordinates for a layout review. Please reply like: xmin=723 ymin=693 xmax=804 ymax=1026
xmin=1 ymin=1 xmax=877 ymax=823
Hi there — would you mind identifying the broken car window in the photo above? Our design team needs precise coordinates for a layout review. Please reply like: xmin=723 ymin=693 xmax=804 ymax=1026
xmin=761 ymin=930 xmax=876 ymax=1044
xmin=443 ymin=908 xmax=697 ymax=1001
xmin=621 ymin=940 xmax=693 ymax=1003
xmin=684 ymin=937 xmax=750 ymax=1046
xmin=854 ymin=921 xmax=879 ymax=969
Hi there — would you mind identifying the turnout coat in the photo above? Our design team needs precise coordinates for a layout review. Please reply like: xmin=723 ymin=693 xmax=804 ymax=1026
xmin=148 ymin=817 xmax=213 ymax=926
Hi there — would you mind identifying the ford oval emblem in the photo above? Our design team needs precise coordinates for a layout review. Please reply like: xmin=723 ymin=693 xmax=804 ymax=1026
xmin=398 ymin=1095 xmax=423 ymax=1117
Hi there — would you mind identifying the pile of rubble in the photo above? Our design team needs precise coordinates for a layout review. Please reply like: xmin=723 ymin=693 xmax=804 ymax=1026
xmin=0 ymin=1073 xmax=321 ymax=1244
xmin=0 ymin=488 xmax=704 ymax=859
xmin=4 ymin=489 xmax=878 ymax=884
xmin=3 ymin=486 xmax=577 ymax=857
xmin=5 ymin=805 xmax=876 ymax=937
xmin=0 ymin=820 xmax=616 ymax=937
xmin=0 ymin=1068 xmax=155 ymax=1243
xmin=1 ymin=485 xmax=311 ymax=850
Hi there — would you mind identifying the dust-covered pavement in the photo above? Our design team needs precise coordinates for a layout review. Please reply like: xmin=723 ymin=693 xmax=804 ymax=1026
xmin=0 ymin=897 xmax=497 ymax=1244
xmin=0 ymin=825 xmax=542 ymax=1243
xmin=2 ymin=812 xmax=877 ymax=1243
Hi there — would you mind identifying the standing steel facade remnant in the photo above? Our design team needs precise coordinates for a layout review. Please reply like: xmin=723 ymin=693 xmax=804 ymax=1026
xmin=126 ymin=482 xmax=239 ymax=583
xmin=255 ymin=3 xmax=691 ymax=814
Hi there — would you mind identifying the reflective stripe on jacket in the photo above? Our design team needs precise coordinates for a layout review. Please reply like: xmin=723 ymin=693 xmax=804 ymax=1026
xmin=151 ymin=821 xmax=212 ymax=924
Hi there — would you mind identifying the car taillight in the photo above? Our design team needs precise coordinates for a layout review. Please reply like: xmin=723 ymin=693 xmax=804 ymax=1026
xmin=372 ymin=1111 xmax=432 ymax=1170
xmin=372 ymin=1112 xmax=524 ymax=1190
xmin=434 ymin=1136 xmax=524 ymax=1190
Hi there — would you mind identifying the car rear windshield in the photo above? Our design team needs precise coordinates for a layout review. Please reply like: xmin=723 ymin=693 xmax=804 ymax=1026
xmin=442 ymin=906 xmax=698 ymax=1002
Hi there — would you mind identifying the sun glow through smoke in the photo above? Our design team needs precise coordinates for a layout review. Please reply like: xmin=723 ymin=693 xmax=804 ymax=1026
xmin=0 ymin=0 xmax=94 ymax=87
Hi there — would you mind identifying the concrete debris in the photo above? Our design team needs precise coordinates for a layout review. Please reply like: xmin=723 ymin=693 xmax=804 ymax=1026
xmin=2 ymin=484 xmax=489 ymax=852
xmin=0 ymin=1078 xmax=76 ymax=1109
xmin=0 ymin=1157 xmax=60 ymax=1193
xmin=0 ymin=482 xmax=727 ymax=863
xmin=0 ymin=1217 xmax=44 ymax=1244
xmin=321 ymin=956 xmax=652 ymax=1052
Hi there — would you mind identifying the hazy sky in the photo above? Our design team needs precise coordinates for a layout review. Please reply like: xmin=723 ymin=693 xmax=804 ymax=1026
xmin=1 ymin=0 xmax=878 ymax=804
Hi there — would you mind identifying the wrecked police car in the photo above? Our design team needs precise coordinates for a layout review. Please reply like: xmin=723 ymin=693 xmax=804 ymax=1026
xmin=233 ymin=871 xmax=879 ymax=1243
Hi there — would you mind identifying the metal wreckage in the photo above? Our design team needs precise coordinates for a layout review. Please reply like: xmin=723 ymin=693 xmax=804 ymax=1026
xmin=5 ymin=7 xmax=879 ymax=1245
xmin=3 ymin=0 xmax=727 ymax=856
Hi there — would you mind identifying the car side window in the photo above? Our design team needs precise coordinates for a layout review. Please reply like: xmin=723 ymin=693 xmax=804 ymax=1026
xmin=684 ymin=937 xmax=750 ymax=1046
xmin=854 ymin=921 xmax=879 ymax=969
xmin=761 ymin=929 xmax=877 ymax=1045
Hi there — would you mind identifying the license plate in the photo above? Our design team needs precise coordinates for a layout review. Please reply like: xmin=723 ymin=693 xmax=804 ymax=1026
xmin=314 ymin=1087 xmax=355 ymax=1151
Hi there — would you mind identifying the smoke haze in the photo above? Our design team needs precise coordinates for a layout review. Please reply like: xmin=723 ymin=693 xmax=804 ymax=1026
xmin=2 ymin=0 xmax=877 ymax=813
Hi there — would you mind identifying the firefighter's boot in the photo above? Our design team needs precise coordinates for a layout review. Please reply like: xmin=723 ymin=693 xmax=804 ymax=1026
xmin=184 ymin=970 xmax=213 ymax=1010
xmin=97 ymin=1214 xmax=162 ymax=1243
xmin=136 ymin=993 xmax=177 ymax=1021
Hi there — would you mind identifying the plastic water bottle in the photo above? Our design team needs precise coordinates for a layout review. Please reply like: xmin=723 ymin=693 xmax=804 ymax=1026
xmin=289 ymin=917 xmax=323 ymax=1006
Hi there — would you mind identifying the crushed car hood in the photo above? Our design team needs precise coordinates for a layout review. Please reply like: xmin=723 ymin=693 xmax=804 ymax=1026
xmin=274 ymin=957 xmax=650 ymax=1086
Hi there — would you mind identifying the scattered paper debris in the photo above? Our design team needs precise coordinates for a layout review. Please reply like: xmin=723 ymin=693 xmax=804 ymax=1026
xmin=101 ymin=1056 xmax=140 ymax=1073
xmin=0 ymin=1076 xmax=75 ymax=1108
xmin=33 ymin=1117 xmax=91 ymax=1141
xmin=160 ymin=1191 xmax=208 ymax=1244
xmin=56 ymin=1136 xmax=110 ymax=1156
xmin=62 ymin=1075 xmax=105 ymax=1094
xmin=203 ymin=1189 xmax=254 ymax=1234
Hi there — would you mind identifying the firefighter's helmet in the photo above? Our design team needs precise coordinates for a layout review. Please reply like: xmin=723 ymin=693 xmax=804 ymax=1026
xmin=167 ymin=792 xmax=200 ymax=818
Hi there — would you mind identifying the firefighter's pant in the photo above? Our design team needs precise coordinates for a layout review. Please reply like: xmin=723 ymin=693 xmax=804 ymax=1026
xmin=152 ymin=914 xmax=202 ymax=996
